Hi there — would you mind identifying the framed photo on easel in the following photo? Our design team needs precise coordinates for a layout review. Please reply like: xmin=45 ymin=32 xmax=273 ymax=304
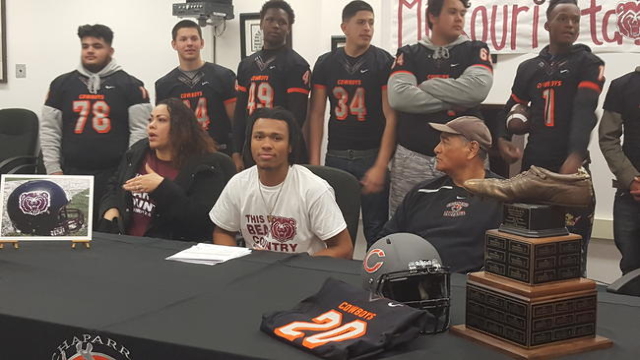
xmin=0 ymin=175 xmax=93 ymax=244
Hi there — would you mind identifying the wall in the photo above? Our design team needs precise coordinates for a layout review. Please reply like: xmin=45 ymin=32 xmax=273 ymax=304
xmin=0 ymin=0 xmax=637 ymax=237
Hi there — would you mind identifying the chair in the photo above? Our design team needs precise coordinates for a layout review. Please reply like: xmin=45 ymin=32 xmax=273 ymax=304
xmin=0 ymin=108 xmax=40 ymax=174
xmin=303 ymin=165 xmax=361 ymax=245
xmin=607 ymin=268 xmax=640 ymax=297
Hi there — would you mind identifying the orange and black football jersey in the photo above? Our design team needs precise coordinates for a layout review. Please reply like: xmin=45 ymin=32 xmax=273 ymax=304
xmin=45 ymin=70 xmax=149 ymax=169
xmin=391 ymin=40 xmax=492 ymax=156
xmin=261 ymin=278 xmax=426 ymax=360
xmin=312 ymin=46 xmax=393 ymax=151
xmin=155 ymin=62 xmax=236 ymax=154
xmin=505 ymin=44 xmax=605 ymax=171
xmin=234 ymin=46 xmax=311 ymax=154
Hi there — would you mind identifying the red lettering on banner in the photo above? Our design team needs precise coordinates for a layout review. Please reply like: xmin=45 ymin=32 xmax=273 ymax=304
xmin=512 ymin=5 xmax=530 ymax=50
xmin=471 ymin=6 xmax=488 ymax=42
xmin=582 ymin=0 xmax=603 ymax=45
xmin=398 ymin=0 xmax=423 ymax=48
xmin=603 ymin=9 xmax=623 ymax=44
xmin=395 ymin=1 xmax=638 ymax=53
xmin=532 ymin=5 xmax=540 ymax=48
xmin=491 ymin=5 xmax=509 ymax=50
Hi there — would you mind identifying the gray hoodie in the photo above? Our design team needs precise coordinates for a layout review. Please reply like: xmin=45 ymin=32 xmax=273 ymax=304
xmin=387 ymin=35 xmax=493 ymax=114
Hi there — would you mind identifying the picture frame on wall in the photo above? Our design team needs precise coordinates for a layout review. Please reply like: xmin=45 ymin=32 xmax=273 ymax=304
xmin=0 ymin=0 xmax=6 ymax=83
xmin=240 ymin=12 xmax=293 ymax=59
xmin=331 ymin=36 xmax=346 ymax=52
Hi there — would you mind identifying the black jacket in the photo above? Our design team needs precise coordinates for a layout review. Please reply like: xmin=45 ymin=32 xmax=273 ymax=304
xmin=99 ymin=139 xmax=235 ymax=241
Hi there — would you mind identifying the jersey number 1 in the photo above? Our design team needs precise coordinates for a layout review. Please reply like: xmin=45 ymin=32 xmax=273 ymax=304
xmin=542 ymin=88 xmax=555 ymax=127
xmin=333 ymin=87 xmax=367 ymax=121
xmin=274 ymin=310 xmax=367 ymax=349
xmin=73 ymin=100 xmax=111 ymax=134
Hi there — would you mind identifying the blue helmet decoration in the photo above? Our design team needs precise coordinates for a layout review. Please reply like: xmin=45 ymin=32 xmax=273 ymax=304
xmin=6 ymin=180 xmax=84 ymax=236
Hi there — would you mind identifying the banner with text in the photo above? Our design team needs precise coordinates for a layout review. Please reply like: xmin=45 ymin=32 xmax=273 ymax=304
xmin=392 ymin=0 xmax=640 ymax=54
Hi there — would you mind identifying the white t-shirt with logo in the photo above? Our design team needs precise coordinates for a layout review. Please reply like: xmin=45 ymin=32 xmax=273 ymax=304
xmin=210 ymin=165 xmax=347 ymax=255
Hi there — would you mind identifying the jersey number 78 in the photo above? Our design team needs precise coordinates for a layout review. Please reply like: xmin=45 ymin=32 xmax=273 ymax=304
xmin=73 ymin=100 xmax=111 ymax=134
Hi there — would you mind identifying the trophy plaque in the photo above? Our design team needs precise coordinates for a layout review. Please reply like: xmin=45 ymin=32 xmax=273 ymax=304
xmin=452 ymin=202 xmax=612 ymax=359
xmin=499 ymin=203 xmax=568 ymax=238
xmin=485 ymin=230 xmax=582 ymax=285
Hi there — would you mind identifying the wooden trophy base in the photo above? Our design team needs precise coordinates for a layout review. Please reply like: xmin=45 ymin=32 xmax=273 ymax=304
xmin=451 ymin=325 xmax=612 ymax=360
xmin=0 ymin=240 xmax=19 ymax=249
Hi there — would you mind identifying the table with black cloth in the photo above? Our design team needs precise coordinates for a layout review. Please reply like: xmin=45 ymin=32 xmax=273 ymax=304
xmin=0 ymin=233 xmax=638 ymax=359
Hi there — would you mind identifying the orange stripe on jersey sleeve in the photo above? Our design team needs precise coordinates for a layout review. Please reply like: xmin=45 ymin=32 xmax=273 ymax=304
xmin=578 ymin=81 xmax=602 ymax=93
xmin=381 ymin=85 xmax=388 ymax=90
xmin=313 ymin=84 xmax=326 ymax=90
xmin=236 ymin=85 xmax=247 ymax=92
xmin=224 ymin=97 xmax=237 ymax=105
xmin=288 ymin=88 xmax=310 ymax=95
xmin=471 ymin=64 xmax=493 ymax=73
xmin=390 ymin=70 xmax=414 ymax=77
xmin=511 ymin=93 xmax=527 ymax=105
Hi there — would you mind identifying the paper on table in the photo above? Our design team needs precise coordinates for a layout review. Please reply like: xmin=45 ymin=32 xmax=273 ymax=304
xmin=166 ymin=243 xmax=251 ymax=265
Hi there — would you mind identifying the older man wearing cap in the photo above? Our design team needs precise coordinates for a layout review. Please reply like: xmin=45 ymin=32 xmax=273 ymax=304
xmin=376 ymin=116 xmax=502 ymax=273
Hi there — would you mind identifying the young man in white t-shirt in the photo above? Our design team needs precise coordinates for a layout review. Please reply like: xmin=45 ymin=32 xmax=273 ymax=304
xmin=210 ymin=107 xmax=353 ymax=259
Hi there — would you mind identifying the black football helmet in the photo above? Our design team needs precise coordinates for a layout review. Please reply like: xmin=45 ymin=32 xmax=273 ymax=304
xmin=6 ymin=180 xmax=85 ymax=236
xmin=362 ymin=233 xmax=451 ymax=334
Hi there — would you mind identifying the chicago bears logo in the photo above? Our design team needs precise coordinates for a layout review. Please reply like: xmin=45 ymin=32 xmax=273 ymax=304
xmin=270 ymin=216 xmax=297 ymax=243
xmin=19 ymin=191 xmax=51 ymax=216
xmin=616 ymin=1 xmax=640 ymax=39
xmin=363 ymin=249 xmax=386 ymax=273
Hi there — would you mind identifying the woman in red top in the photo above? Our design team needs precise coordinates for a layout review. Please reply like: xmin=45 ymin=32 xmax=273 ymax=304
xmin=99 ymin=98 xmax=235 ymax=241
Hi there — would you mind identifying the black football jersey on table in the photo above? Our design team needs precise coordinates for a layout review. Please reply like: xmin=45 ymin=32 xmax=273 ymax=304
xmin=155 ymin=62 xmax=236 ymax=153
xmin=261 ymin=277 xmax=426 ymax=360
xmin=392 ymin=41 xmax=493 ymax=156
xmin=603 ymin=70 xmax=640 ymax=170
xmin=45 ymin=70 xmax=149 ymax=170
xmin=312 ymin=46 xmax=393 ymax=151
xmin=506 ymin=45 xmax=605 ymax=171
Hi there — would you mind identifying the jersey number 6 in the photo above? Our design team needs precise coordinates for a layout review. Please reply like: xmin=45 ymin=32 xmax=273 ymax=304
xmin=274 ymin=310 xmax=367 ymax=349
xmin=73 ymin=100 xmax=111 ymax=134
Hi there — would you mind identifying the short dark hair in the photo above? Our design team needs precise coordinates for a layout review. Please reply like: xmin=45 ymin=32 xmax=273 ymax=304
xmin=158 ymin=98 xmax=216 ymax=168
xmin=172 ymin=20 xmax=202 ymax=41
xmin=77 ymin=24 xmax=114 ymax=45
xmin=546 ymin=0 xmax=578 ymax=19
xmin=426 ymin=0 xmax=470 ymax=29
xmin=342 ymin=1 xmax=374 ymax=22
xmin=244 ymin=107 xmax=301 ymax=165
xmin=260 ymin=0 xmax=295 ymax=25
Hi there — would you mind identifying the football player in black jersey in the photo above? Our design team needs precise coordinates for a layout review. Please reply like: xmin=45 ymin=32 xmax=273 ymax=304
xmin=499 ymin=0 xmax=606 ymax=275
xmin=386 ymin=0 xmax=493 ymax=216
xmin=233 ymin=0 xmax=311 ymax=169
xmin=41 ymin=24 xmax=152 ymax=221
xmin=308 ymin=1 xmax=396 ymax=247
xmin=155 ymin=20 xmax=238 ymax=160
